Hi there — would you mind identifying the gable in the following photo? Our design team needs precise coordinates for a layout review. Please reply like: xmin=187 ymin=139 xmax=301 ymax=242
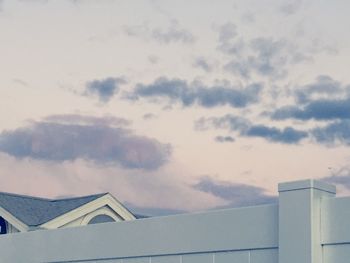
xmin=40 ymin=194 xmax=136 ymax=229
xmin=0 ymin=192 xmax=136 ymax=232
xmin=0 ymin=192 xmax=106 ymax=227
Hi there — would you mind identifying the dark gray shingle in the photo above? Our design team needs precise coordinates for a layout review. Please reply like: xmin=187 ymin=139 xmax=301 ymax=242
xmin=0 ymin=192 xmax=106 ymax=226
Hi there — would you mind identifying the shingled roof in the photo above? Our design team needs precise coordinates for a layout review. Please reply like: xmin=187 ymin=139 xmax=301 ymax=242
xmin=0 ymin=192 xmax=106 ymax=226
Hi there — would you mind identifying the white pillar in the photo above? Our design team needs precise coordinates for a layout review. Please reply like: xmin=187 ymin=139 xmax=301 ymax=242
xmin=278 ymin=179 xmax=336 ymax=263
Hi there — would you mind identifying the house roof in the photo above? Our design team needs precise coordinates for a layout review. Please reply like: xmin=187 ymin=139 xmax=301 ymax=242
xmin=0 ymin=192 xmax=106 ymax=227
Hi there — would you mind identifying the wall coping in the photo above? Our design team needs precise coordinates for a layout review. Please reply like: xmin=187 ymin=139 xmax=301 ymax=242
xmin=278 ymin=179 xmax=336 ymax=194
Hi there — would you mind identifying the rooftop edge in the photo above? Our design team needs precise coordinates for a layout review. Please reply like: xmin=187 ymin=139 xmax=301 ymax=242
xmin=278 ymin=179 xmax=336 ymax=194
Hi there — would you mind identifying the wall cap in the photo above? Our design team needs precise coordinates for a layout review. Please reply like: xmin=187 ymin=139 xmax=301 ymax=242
xmin=278 ymin=179 xmax=336 ymax=194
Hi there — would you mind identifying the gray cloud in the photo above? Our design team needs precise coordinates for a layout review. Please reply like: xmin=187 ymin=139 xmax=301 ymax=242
xmin=245 ymin=125 xmax=308 ymax=143
xmin=218 ymin=22 xmax=238 ymax=44
xmin=195 ymin=115 xmax=250 ymax=132
xmin=294 ymin=75 xmax=342 ymax=104
xmin=129 ymin=77 xmax=263 ymax=109
xmin=196 ymin=115 xmax=308 ymax=144
xmin=0 ymin=115 xmax=171 ymax=170
xmin=123 ymin=20 xmax=195 ymax=45
xmin=223 ymin=37 xmax=290 ymax=79
xmin=311 ymin=120 xmax=350 ymax=146
xmin=85 ymin=77 xmax=126 ymax=102
xmin=241 ymin=13 xmax=255 ymax=24
xmin=193 ymin=57 xmax=214 ymax=72
xmin=279 ymin=0 xmax=303 ymax=15
xmin=271 ymin=76 xmax=350 ymax=121
xmin=199 ymin=115 xmax=350 ymax=146
xmin=152 ymin=22 xmax=195 ymax=44
xmin=142 ymin=113 xmax=157 ymax=120
xmin=193 ymin=176 xmax=276 ymax=208
xmin=272 ymin=99 xmax=350 ymax=121
xmin=217 ymin=23 xmax=242 ymax=55
xmin=217 ymin=23 xmax=312 ymax=80
xmin=215 ymin=136 xmax=235 ymax=143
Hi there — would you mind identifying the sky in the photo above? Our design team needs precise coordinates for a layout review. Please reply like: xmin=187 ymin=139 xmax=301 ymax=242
xmin=1 ymin=0 xmax=350 ymax=216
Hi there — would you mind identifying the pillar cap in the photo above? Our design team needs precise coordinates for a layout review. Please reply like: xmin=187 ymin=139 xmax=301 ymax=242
xmin=278 ymin=179 xmax=336 ymax=194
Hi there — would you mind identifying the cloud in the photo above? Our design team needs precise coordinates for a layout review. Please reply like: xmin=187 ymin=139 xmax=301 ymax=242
xmin=43 ymin=114 xmax=131 ymax=126
xmin=0 ymin=154 xmax=226 ymax=215
xmin=193 ymin=176 xmax=276 ymax=208
xmin=85 ymin=77 xmax=126 ymax=102
xmin=123 ymin=20 xmax=195 ymax=45
xmin=215 ymin=136 xmax=235 ymax=143
xmin=0 ymin=115 xmax=171 ymax=170
xmin=195 ymin=115 xmax=250 ymax=132
xmin=245 ymin=125 xmax=308 ymax=143
xmin=218 ymin=22 xmax=238 ymax=45
xmin=241 ymin=13 xmax=255 ymax=24
xmin=193 ymin=57 xmax=214 ymax=72
xmin=324 ymin=175 xmax=350 ymax=190
xmin=270 ymin=76 xmax=350 ymax=121
xmin=294 ymin=75 xmax=343 ymax=104
xmin=196 ymin=115 xmax=308 ymax=144
xmin=128 ymin=77 xmax=263 ymax=108
xmin=279 ymin=0 xmax=303 ymax=15
xmin=311 ymin=120 xmax=350 ymax=146
xmin=223 ymin=37 xmax=290 ymax=79
xmin=152 ymin=21 xmax=195 ymax=44
xmin=142 ymin=113 xmax=157 ymax=120
xmin=217 ymin=23 xmax=242 ymax=55
xmin=217 ymin=23 xmax=312 ymax=80
xmin=271 ymin=99 xmax=350 ymax=121
xmin=199 ymin=114 xmax=350 ymax=146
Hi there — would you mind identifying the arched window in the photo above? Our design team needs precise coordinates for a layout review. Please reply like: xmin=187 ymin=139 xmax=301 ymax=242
xmin=0 ymin=217 xmax=7 ymax=234
xmin=87 ymin=214 xmax=116 ymax=225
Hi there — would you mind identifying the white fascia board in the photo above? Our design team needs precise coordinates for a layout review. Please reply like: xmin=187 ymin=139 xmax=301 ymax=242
xmin=40 ymin=194 xmax=136 ymax=229
xmin=104 ymin=193 xmax=136 ymax=220
xmin=0 ymin=206 xmax=29 ymax=232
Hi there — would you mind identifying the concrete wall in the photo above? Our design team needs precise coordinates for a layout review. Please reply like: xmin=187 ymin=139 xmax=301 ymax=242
xmin=0 ymin=179 xmax=349 ymax=263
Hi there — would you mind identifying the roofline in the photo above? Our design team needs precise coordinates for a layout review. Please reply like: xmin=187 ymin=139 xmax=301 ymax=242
xmin=0 ymin=191 xmax=136 ymax=228
xmin=49 ymin=193 xmax=108 ymax=202
xmin=40 ymin=193 xmax=136 ymax=229
xmin=0 ymin=191 xmax=109 ymax=202
xmin=0 ymin=191 xmax=51 ymax=201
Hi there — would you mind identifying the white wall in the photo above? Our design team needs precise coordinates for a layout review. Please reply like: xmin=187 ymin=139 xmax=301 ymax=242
xmin=0 ymin=179 xmax=349 ymax=263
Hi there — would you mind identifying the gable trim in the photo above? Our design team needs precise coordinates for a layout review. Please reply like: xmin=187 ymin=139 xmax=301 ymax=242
xmin=80 ymin=206 xmax=121 ymax=225
xmin=40 ymin=194 xmax=136 ymax=229
xmin=0 ymin=206 xmax=29 ymax=232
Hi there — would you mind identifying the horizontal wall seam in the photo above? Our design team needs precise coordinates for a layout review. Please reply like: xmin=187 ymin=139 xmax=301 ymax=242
xmin=47 ymin=247 xmax=279 ymax=263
